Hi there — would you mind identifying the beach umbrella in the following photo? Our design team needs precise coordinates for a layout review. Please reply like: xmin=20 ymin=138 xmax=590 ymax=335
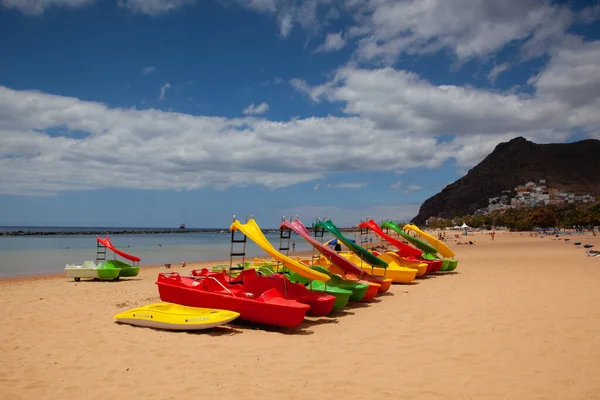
xmin=324 ymin=238 xmax=356 ymax=246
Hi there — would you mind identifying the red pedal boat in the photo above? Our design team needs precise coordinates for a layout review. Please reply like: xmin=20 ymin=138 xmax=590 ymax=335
xmin=191 ymin=268 xmax=336 ymax=317
xmin=409 ymin=256 xmax=442 ymax=273
xmin=360 ymin=219 xmax=442 ymax=273
xmin=156 ymin=271 xmax=310 ymax=328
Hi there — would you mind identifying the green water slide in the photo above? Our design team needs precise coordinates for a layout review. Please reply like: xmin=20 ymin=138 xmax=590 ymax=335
xmin=380 ymin=221 xmax=438 ymax=254
xmin=381 ymin=221 xmax=457 ymax=271
xmin=314 ymin=220 xmax=388 ymax=269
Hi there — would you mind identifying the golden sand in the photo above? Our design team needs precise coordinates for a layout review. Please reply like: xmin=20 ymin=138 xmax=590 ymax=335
xmin=1 ymin=232 xmax=600 ymax=400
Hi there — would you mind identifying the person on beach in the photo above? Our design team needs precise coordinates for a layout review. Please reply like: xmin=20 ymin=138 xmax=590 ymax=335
xmin=292 ymin=241 xmax=296 ymax=252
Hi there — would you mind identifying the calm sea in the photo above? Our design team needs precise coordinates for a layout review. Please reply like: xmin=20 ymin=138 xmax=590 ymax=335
xmin=0 ymin=226 xmax=345 ymax=278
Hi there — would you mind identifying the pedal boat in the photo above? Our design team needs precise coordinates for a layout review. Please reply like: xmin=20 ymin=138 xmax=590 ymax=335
xmin=191 ymin=268 xmax=336 ymax=316
xmin=372 ymin=251 xmax=429 ymax=276
xmin=289 ymin=265 xmax=376 ymax=302
xmin=250 ymin=265 xmax=353 ymax=311
xmin=65 ymin=260 xmax=121 ymax=281
xmin=310 ymin=257 xmax=382 ymax=300
xmin=113 ymin=302 xmax=240 ymax=330
xmin=156 ymin=271 xmax=310 ymax=328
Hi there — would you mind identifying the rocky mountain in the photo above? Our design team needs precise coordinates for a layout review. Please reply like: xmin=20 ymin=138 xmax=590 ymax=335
xmin=411 ymin=137 xmax=600 ymax=224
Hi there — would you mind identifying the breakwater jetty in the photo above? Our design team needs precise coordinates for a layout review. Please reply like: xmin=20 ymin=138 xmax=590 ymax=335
xmin=0 ymin=226 xmax=359 ymax=236
xmin=0 ymin=228 xmax=223 ymax=236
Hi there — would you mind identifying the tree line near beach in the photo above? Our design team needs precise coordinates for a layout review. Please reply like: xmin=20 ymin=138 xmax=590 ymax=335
xmin=425 ymin=201 xmax=600 ymax=233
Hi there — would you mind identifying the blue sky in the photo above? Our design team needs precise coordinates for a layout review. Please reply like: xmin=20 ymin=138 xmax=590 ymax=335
xmin=1 ymin=0 xmax=599 ymax=228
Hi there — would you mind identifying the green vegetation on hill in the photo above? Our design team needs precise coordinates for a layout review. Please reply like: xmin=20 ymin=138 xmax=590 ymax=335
xmin=425 ymin=202 xmax=600 ymax=233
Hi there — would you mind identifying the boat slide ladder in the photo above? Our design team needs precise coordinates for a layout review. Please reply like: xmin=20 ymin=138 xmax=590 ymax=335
xmin=96 ymin=236 xmax=107 ymax=264
xmin=312 ymin=216 xmax=325 ymax=266
xmin=228 ymin=214 xmax=294 ymax=298
xmin=278 ymin=215 xmax=292 ymax=274
xmin=229 ymin=214 xmax=250 ymax=282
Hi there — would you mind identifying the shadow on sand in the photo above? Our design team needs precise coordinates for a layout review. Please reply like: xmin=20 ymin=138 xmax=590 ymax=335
xmin=114 ymin=321 xmax=245 ymax=336
xmin=438 ymin=271 xmax=460 ymax=276
xmin=76 ymin=278 xmax=143 ymax=283
xmin=227 ymin=319 xmax=317 ymax=335
xmin=343 ymin=301 xmax=372 ymax=310
xmin=196 ymin=326 xmax=244 ymax=337
xmin=392 ymin=281 xmax=420 ymax=286
xmin=222 ymin=303 xmax=368 ymax=335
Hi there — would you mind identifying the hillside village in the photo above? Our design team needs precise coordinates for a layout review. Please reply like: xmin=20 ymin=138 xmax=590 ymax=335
xmin=480 ymin=180 xmax=596 ymax=215
xmin=425 ymin=179 xmax=597 ymax=226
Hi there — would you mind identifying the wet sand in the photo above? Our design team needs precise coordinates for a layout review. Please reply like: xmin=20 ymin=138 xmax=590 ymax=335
xmin=1 ymin=232 xmax=600 ymax=400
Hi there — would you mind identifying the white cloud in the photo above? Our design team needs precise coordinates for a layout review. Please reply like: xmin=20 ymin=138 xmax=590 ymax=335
xmin=289 ymin=78 xmax=332 ymax=103
xmin=289 ymin=38 xmax=600 ymax=166
xmin=313 ymin=182 xmax=367 ymax=191
xmin=225 ymin=0 xmax=577 ymax=67
xmin=488 ymin=62 xmax=510 ymax=83
xmin=403 ymin=184 xmax=423 ymax=194
xmin=530 ymin=36 xmax=600 ymax=110
xmin=2 ymin=8 xmax=599 ymax=198
xmin=242 ymin=102 xmax=270 ymax=115
xmin=390 ymin=181 xmax=402 ymax=189
xmin=233 ymin=0 xmax=330 ymax=37
xmin=578 ymin=4 xmax=600 ymax=24
xmin=142 ymin=66 xmax=156 ymax=74
xmin=159 ymin=83 xmax=171 ymax=100
xmin=3 ymin=33 xmax=597 ymax=198
xmin=295 ymin=42 xmax=600 ymax=135
xmin=314 ymin=32 xmax=346 ymax=52
xmin=278 ymin=13 xmax=294 ymax=37
xmin=118 ymin=0 xmax=196 ymax=15
xmin=0 ymin=85 xmax=465 ymax=196
xmin=295 ymin=67 xmax=548 ymax=135
xmin=1 ymin=0 xmax=95 ymax=15
xmin=349 ymin=0 xmax=572 ymax=63
xmin=242 ymin=0 xmax=277 ymax=13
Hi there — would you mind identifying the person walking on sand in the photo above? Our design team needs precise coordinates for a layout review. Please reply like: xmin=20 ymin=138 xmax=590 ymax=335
xmin=491 ymin=231 xmax=495 ymax=241
xmin=292 ymin=241 xmax=296 ymax=252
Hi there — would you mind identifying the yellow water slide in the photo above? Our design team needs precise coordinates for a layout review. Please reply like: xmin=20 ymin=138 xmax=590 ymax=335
xmin=230 ymin=218 xmax=331 ymax=282
xmin=403 ymin=223 xmax=455 ymax=258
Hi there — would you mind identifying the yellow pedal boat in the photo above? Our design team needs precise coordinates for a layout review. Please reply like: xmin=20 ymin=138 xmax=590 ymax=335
xmin=377 ymin=252 xmax=428 ymax=277
xmin=113 ymin=302 xmax=240 ymax=331
xmin=338 ymin=252 xmax=418 ymax=284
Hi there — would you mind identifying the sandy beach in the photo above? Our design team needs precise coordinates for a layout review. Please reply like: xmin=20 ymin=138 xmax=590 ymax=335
xmin=2 ymin=232 xmax=600 ymax=400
